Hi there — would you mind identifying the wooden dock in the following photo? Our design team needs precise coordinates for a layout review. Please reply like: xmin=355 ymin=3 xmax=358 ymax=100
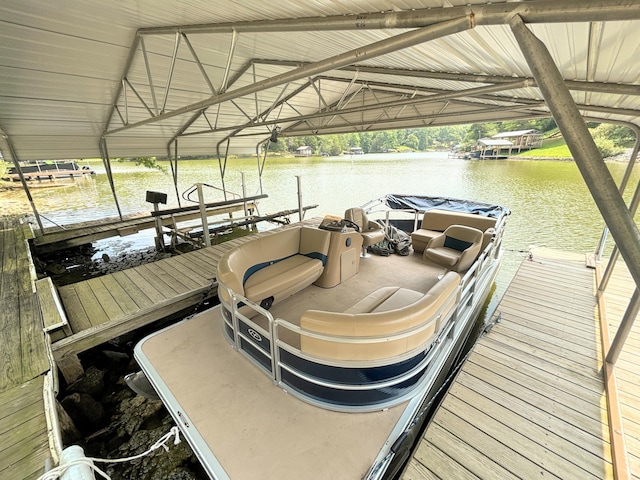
xmin=401 ymin=248 xmax=639 ymax=480
xmin=50 ymin=221 xmax=319 ymax=377
xmin=0 ymin=219 xmax=58 ymax=480
xmin=32 ymin=198 xmax=261 ymax=254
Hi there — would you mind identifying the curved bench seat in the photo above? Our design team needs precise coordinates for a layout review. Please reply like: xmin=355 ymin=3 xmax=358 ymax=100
xmin=217 ymin=226 xmax=331 ymax=310
xmin=300 ymin=271 xmax=461 ymax=362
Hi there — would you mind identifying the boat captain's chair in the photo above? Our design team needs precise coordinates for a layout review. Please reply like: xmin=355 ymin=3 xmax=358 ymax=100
xmin=423 ymin=224 xmax=483 ymax=272
xmin=344 ymin=207 xmax=385 ymax=258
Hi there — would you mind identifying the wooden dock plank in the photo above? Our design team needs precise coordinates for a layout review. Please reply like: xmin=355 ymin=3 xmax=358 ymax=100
xmin=433 ymin=408 xmax=564 ymax=479
xmin=443 ymin=393 xmax=607 ymax=479
xmin=0 ymin=223 xmax=22 ymax=390
xmin=110 ymin=270 xmax=154 ymax=310
xmin=56 ymin=284 xmax=92 ymax=333
xmin=171 ymin=253 xmax=217 ymax=281
xmin=19 ymin=294 xmax=49 ymax=383
xmin=86 ymin=277 xmax=125 ymax=322
xmin=465 ymin=353 xmax=608 ymax=436
xmin=153 ymin=257 xmax=206 ymax=290
xmin=0 ymin=376 xmax=49 ymax=480
xmin=70 ymin=281 xmax=109 ymax=327
xmin=98 ymin=274 xmax=141 ymax=316
xmin=453 ymin=373 xmax=611 ymax=465
xmin=402 ymin=250 xmax=616 ymax=480
xmin=119 ymin=268 xmax=167 ymax=304
xmin=136 ymin=263 xmax=186 ymax=296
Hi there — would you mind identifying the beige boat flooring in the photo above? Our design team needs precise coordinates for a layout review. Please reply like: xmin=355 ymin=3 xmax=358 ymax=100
xmin=137 ymin=250 xmax=446 ymax=479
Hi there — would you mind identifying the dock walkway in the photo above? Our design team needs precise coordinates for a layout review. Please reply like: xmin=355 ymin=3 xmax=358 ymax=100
xmin=401 ymin=248 xmax=639 ymax=479
xmin=0 ymin=219 xmax=56 ymax=480
xmin=51 ymin=221 xmax=317 ymax=367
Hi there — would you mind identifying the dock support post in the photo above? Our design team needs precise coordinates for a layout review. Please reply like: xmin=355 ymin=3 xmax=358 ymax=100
xmin=606 ymin=288 xmax=640 ymax=366
xmin=196 ymin=183 xmax=211 ymax=247
xmin=241 ymin=172 xmax=250 ymax=229
xmin=595 ymin=124 xmax=640 ymax=261
xmin=599 ymin=177 xmax=640 ymax=292
xmin=296 ymin=175 xmax=303 ymax=221
xmin=510 ymin=14 xmax=640 ymax=294
xmin=57 ymin=354 xmax=84 ymax=384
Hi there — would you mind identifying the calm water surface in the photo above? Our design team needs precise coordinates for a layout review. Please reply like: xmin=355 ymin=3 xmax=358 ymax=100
xmin=3 ymin=152 xmax=638 ymax=302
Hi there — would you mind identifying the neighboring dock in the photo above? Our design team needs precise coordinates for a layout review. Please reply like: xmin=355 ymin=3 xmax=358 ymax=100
xmin=401 ymin=248 xmax=639 ymax=479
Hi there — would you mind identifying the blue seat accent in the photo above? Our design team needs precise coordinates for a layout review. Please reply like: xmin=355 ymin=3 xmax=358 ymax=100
xmin=303 ymin=251 xmax=328 ymax=266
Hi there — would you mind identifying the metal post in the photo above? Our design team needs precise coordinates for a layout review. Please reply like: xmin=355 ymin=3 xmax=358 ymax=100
xmin=196 ymin=183 xmax=211 ymax=247
xmin=241 ymin=171 xmax=249 ymax=229
xmin=152 ymin=202 xmax=164 ymax=251
xmin=99 ymin=138 xmax=123 ymax=220
xmin=599 ymin=174 xmax=640 ymax=292
xmin=606 ymin=287 xmax=640 ymax=365
xmin=595 ymin=125 xmax=640 ymax=260
xmin=0 ymin=130 xmax=45 ymax=231
xmin=510 ymin=15 xmax=640 ymax=293
xmin=296 ymin=175 xmax=303 ymax=221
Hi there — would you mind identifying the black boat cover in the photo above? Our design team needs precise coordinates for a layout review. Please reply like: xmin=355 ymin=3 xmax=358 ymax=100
xmin=383 ymin=194 xmax=510 ymax=218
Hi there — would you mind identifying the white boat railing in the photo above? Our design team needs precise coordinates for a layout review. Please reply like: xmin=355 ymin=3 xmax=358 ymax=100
xmin=217 ymin=207 xmax=508 ymax=411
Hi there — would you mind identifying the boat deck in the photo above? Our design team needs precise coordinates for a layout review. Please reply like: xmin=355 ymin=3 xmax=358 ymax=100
xmin=0 ymin=219 xmax=55 ymax=480
xmin=401 ymin=248 xmax=639 ymax=479
xmin=135 ymin=239 xmax=453 ymax=479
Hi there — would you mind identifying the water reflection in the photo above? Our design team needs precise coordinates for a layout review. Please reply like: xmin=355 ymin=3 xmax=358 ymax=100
xmin=3 ymin=152 xmax=638 ymax=296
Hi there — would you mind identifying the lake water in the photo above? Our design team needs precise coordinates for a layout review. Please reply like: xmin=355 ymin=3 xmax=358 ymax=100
xmin=3 ymin=152 xmax=638 ymax=303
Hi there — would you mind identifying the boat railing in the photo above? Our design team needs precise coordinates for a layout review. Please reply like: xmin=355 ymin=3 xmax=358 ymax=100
xmin=217 ymin=208 xmax=508 ymax=409
xmin=219 ymin=280 xmax=462 ymax=410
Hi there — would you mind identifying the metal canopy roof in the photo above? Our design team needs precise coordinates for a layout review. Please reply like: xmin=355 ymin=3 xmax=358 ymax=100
xmin=1 ymin=0 xmax=640 ymax=161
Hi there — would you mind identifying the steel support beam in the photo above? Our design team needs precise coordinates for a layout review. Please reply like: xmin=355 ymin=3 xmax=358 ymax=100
xmin=510 ymin=14 xmax=640 ymax=295
xmin=600 ymin=166 xmax=640 ymax=292
xmin=0 ymin=127 xmax=44 ymax=231
xmin=106 ymin=16 xmax=474 ymax=136
xmin=138 ymin=0 xmax=640 ymax=35
xmin=607 ymin=288 xmax=640 ymax=366
xmin=256 ymin=59 xmax=640 ymax=97
xmin=596 ymin=123 xmax=640 ymax=265
xmin=99 ymin=138 xmax=123 ymax=220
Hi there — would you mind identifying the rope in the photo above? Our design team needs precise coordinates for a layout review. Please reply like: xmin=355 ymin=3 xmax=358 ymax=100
xmin=37 ymin=426 xmax=181 ymax=480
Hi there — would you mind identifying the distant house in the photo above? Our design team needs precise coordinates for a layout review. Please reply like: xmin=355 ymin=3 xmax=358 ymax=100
xmin=492 ymin=129 xmax=543 ymax=152
xmin=473 ymin=129 xmax=544 ymax=159
xmin=295 ymin=145 xmax=313 ymax=156
xmin=475 ymin=138 xmax=513 ymax=159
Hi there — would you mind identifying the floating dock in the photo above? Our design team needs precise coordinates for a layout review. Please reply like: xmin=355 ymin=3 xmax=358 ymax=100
xmin=0 ymin=219 xmax=58 ymax=480
xmin=401 ymin=248 xmax=639 ymax=480
xmin=1 ymin=221 xmax=638 ymax=478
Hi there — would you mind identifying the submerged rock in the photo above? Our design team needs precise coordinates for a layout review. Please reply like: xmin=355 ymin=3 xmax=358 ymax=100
xmin=60 ymin=392 xmax=105 ymax=433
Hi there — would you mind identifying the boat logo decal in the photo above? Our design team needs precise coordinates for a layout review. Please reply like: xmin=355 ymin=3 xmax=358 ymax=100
xmin=248 ymin=328 xmax=263 ymax=342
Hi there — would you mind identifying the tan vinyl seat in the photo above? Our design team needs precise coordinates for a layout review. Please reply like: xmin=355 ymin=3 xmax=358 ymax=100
xmin=344 ymin=207 xmax=385 ymax=257
xmin=423 ymin=224 xmax=483 ymax=272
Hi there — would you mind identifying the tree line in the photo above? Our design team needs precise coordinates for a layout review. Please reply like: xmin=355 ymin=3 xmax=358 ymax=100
xmin=268 ymin=119 xmax=635 ymax=156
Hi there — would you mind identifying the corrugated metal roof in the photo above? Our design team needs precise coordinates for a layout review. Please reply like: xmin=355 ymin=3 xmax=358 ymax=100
xmin=478 ymin=138 xmax=513 ymax=146
xmin=1 ymin=0 xmax=639 ymax=161
xmin=493 ymin=129 xmax=538 ymax=137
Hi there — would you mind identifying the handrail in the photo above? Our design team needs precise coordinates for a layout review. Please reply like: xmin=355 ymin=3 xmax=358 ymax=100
xmin=150 ymin=193 xmax=267 ymax=217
